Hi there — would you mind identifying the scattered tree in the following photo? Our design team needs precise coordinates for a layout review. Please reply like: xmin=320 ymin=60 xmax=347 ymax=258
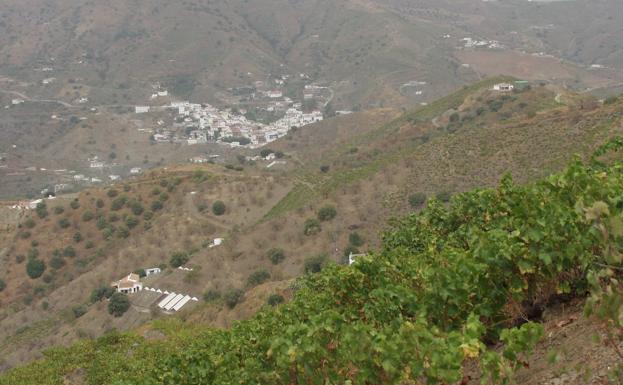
xmin=267 ymin=248 xmax=285 ymax=265
xmin=224 ymin=289 xmax=244 ymax=309
xmin=247 ymin=269 xmax=270 ymax=287
xmin=70 ymin=200 xmax=80 ymax=210
xmin=90 ymin=285 xmax=115 ymax=303
xmin=26 ymin=258 xmax=46 ymax=279
xmin=212 ymin=201 xmax=226 ymax=216
xmin=108 ymin=293 xmax=130 ymax=317
xmin=203 ymin=289 xmax=222 ymax=303
xmin=35 ymin=202 xmax=48 ymax=219
xmin=317 ymin=205 xmax=337 ymax=221
xmin=304 ymin=254 xmax=327 ymax=274
xmin=304 ymin=219 xmax=322 ymax=236
xmin=349 ymin=232 xmax=364 ymax=247
xmin=169 ymin=251 xmax=189 ymax=268
xmin=267 ymin=294 xmax=285 ymax=306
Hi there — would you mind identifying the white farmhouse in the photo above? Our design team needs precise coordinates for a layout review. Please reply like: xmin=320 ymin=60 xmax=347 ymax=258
xmin=112 ymin=273 xmax=143 ymax=294
xmin=135 ymin=106 xmax=150 ymax=114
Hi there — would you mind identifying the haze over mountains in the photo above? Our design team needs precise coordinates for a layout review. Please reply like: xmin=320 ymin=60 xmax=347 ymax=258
xmin=1 ymin=1 xmax=623 ymax=384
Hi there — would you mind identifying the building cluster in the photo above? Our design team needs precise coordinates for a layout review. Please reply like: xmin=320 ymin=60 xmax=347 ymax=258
xmin=461 ymin=37 xmax=503 ymax=49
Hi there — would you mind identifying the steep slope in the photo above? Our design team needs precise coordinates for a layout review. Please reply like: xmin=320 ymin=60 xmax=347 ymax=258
xmin=2 ymin=141 xmax=622 ymax=384
xmin=1 ymin=79 xmax=622 ymax=371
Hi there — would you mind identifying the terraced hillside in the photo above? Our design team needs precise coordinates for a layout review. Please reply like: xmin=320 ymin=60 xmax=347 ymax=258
xmin=1 ymin=78 xmax=623 ymax=371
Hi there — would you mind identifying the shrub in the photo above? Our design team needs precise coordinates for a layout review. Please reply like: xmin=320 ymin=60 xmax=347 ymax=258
xmin=349 ymin=232 xmax=364 ymax=247
xmin=85 ymin=240 xmax=95 ymax=249
xmin=212 ymin=201 xmax=226 ymax=216
xmin=158 ymin=192 xmax=169 ymax=202
xmin=304 ymin=254 xmax=327 ymax=274
xmin=72 ymin=305 xmax=87 ymax=319
xmin=90 ymin=286 xmax=115 ymax=303
xmin=63 ymin=246 xmax=76 ymax=258
xmin=70 ymin=200 xmax=80 ymax=210
xmin=267 ymin=248 xmax=285 ymax=265
xmin=169 ymin=252 xmax=189 ymax=268
xmin=24 ymin=218 xmax=36 ymax=229
xmin=408 ymin=193 xmax=427 ymax=208
xmin=320 ymin=165 xmax=330 ymax=173
xmin=133 ymin=269 xmax=146 ymax=278
xmin=96 ymin=217 xmax=108 ymax=230
xmin=143 ymin=211 xmax=154 ymax=220
xmin=35 ymin=202 xmax=48 ymax=219
xmin=82 ymin=211 xmax=94 ymax=222
xmin=224 ymin=289 xmax=244 ymax=309
xmin=317 ymin=205 xmax=337 ymax=221
xmin=267 ymin=294 xmax=285 ymax=306
xmin=96 ymin=199 xmax=105 ymax=208
xmin=73 ymin=232 xmax=83 ymax=243
xmin=435 ymin=191 xmax=452 ymax=203
xmin=107 ymin=189 xmax=119 ymax=198
xmin=130 ymin=202 xmax=144 ymax=216
xmin=15 ymin=254 xmax=25 ymax=264
xmin=0 ymin=279 xmax=5 ymax=292
xmin=117 ymin=226 xmax=130 ymax=239
xmin=111 ymin=196 xmax=127 ymax=211
xmin=151 ymin=201 xmax=163 ymax=211
xmin=18 ymin=231 xmax=31 ymax=239
xmin=304 ymin=219 xmax=321 ymax=236
xmin=125 ymin=216 xmax=139 ymax=229
xmin=50 ymin=255 xmax=65 ymax=270
xmin=41 ymin=301 xmax=49 ymax=310
xmin=151 ymin=187 xmax=161 ymax=196
xmin=27 ymin=248 xmax=39 ymax=259
xmin=260 ymin=149 xmax=273 ymax=158
xmin=247 ymin=269 xmax=270 ymax=287
xmin=109 ymin=213 xmax=120 ymax=222
xmin=58 ymin=218 xmax=71 ymax=229
xmin=204 ymin=289 xmax=222 ymax=303
xmin=604 ymin=96 xmax=618 ymax=105
xmin=26 ymin=258 xmax=46 ymax=279
xmin=108 ymin=293 xmax=130 ymax=317
xmin=53 ymin=206 xmax=64 ymax=215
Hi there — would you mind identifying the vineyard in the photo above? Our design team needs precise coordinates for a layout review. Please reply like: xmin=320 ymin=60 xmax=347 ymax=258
xmin=2 ymin=141 xmax=623 ymax=384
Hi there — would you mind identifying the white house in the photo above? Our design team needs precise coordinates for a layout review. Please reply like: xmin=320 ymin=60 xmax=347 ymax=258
xmin=130 ymin=167 xmax=142 ymax=174
xmin=112 ymin=273 xmax=143 ymax=294
xmin=135 ymin=106 xmax=150 ymax=114
xmin=493 ymin=83 xmax=514 ymax=92
xmin=145 ymin=267 xmax=161 ymax=276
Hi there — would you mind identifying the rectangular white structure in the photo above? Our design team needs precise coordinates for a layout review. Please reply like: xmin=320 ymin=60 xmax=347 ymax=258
xmin=172 ymin=295 xmax=192 ymax=312
xmin=157 ymin=293 xmax=177 ymax=308
xmin=164 ymin=294 xmax=184 ymax=311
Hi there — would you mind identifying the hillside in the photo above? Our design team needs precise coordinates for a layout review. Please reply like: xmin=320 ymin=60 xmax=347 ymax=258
xmin=1 ymin=138 xmax=622 ymax=384
xmin=1 ymin=78 xmax=623 ymax=372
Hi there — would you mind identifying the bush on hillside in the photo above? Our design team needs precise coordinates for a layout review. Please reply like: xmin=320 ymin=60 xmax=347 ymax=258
xmin=82 ymin=211 xmax=94 ymax=222
xmin=267 ymin=248 xmax=285 ymax=265
xmin=72 ymin=305 xmax=87 ymax=319
xmin=348 ymin=232 xmax=364 ymax=247
xmin=90 ymin=286 xmax=115 ymax=303
xmin=169 ymin=252 xmax=189 ymax=268
xmin=35 ymin=202 xmax=48 ymax=219
xmin=130 ymin=202 xmax=144 ymax=216
xmin=317 ymin=205 xmax=337 ymax=221
xmin=203 ymin=289 xmax=221 ymax=303
xmin=63 ymin=246 xmax=76 ymax=258
xmin=212 ymin=201 xmax=226 ymax=216
xmin=73 ymin=232 xmax=83 ymax=243
xmin=108 ymin=293 xmax=130 ymax=317
xmin=304 ymin=219 xmax=321 ymax=236
xmin=224 ymin=289 xmax=244 ymax=309
xmin=50 ymin=255 xmax=65 ymax=270
xmin=247 ymin=269 xmax=270 ymax=287
xmin=408 ymin=192 xmax=427 ymax=208
xmin=0 ymin=279 xmax=5 ymax=292
xmin=267 ymin=294 xmax=284 ymax=306
xmin=435 ymin=191 xmax=452 ymax=203
xmin=58 ymin=218 xmax=71 ymax=229
xmin=304 ymin=254 xmax=327 ymax=274
xmin=23 ymin=218 xmax=36 ymax=229
xmin=111 ymin=196 xmax=127 ymax=211
xmin=320 ymin=165 xmax=330 ymax=173
xmin=96 ymin=199 xmax=105 ymax=208
xmin=26 ymin=258 xmax=46 ymax=279
xmin=125 ymin=216 xmax=139 ymax=229
xmin=53 ymin=206 xmax=64 ymax=215
xmin=70 ymin=200 xmax=80 ymax=210
xmin=151 ymin=201 xmax=163 ymax=211
xmin=107 ymin=189 xmax=119 ymax=198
